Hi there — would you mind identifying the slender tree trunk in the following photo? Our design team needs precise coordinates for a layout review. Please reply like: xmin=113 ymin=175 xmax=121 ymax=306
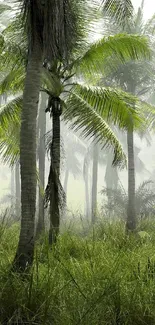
xmin=126 ymin=127 xmax=136 ymax=231
xmin=63 ymin=167 xmax=69 ymax=198
xmin=47 ymin=97 xmax=62 ymax=245
xmin=13 ymin=41 xmax=43 ymax=271
xmin=126 ymin=82 xmax=136 ymax=232
xmin=11 ymin=167 xmax=15 ymax=219
xmin=84 ymin=169 xmax=90 ymax=220
xmin=11 ymin=167 xmax=15 ymax=198
xmin=105 ymin=153 xmax=119 ymax=218
xmin=91 ymin=143 xmax=99 ymax=224
xmin=15 ymin=162 xmax=21 ymax=219
xmin=36 ymin=92 xmax=47 ymax=236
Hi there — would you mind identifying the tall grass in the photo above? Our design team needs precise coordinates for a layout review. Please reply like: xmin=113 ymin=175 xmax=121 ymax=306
xmin=1 ymin=217 xmax=155 ymax=324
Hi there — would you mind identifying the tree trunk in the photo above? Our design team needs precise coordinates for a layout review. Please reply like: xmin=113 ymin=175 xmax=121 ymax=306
xmin=126 ymin=127 xmax=136 ymax=231
xmin=105 ymin=153 xmax=119 ymax=218
xmin=91 ymin=143 xmax=99 ymax=224
xmin=11 ymin=167 xmax=15 ymax=198
xmin=63 ymin=167 xmax=69 ymax=198
xmin=15 ymin=162 xmax=21 ymax=219
xmin=84 ymin=168 xmax=90 ymax=220
xmin=36 ymin=92 xmax=47 ymax=236
xmin=13 ymin=41 xmax=43 ymax=271
xmin=47 ymin=97 xmax=62 ymax=245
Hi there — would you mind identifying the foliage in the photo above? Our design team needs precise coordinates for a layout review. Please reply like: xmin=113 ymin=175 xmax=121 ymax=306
xmin=101 ymin=180 xmax=155 ymax=219
xmin=0 ymin=8 xmax=153 ymax=167
xmin=1 ymin=217 xmax=155 ymax=324
xmin=102 ymin=0 xmax=134 ymax=24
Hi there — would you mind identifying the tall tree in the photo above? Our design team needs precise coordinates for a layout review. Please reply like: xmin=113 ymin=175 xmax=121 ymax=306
xmin=15 ymin=161 xmax=21 ymax=218
xmin=36 ymin=92 xmax=47 ymax=236
xmin=91 ymin=142 xmax=99 ymax=223
xmin=0 ymin=1 xmax=153 ymax=244
xmin=13 ymin=0 xmax=87 ymax=270
xmin=99 ymin=2 xmax=155 ymax=230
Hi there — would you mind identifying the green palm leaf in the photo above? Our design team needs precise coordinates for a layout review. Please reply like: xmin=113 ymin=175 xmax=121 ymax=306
xmin=138 ymin=101 xmax=155 ymax=129
xmin=0 ymin=69 xmax=24 ymax=94
xmin=63 ymin=84 xmax=127 ymax=166
xmin=68 ymin=83 xmax=142 ymax=129
xmin=0 ymin=120 xmax=20 ymax=166
xmin=102 ymin=0 xmax=134 ymax=23
xmin=0 ymin=95 xmax=22 ymax=128
xmin=0 ymin=96 xmax=21 ymax=165
xmin=42 ymin=69 xmax=63 ymax=97
xmin=0 ymin=4 xmax=12 ymax=15
xmin=78 ymin=34 xmax=151 ymax=77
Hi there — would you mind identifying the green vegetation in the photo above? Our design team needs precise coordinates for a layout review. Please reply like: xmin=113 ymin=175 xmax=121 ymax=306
xmin=1 ymin=218 xmax=155 ymax=324
xmin=1 ymin=0 xmax=155 ymax=323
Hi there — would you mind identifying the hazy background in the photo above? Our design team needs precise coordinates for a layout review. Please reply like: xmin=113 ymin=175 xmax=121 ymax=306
xmin=0 ymin=0 xmax=155 ymax=214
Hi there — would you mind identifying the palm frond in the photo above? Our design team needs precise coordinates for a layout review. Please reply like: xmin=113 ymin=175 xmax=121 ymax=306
xmin=144 ymin=13 xmax=155 ymax=36
xmin=0 ymin=95 xmax=22 ymax=128
xmin=78 ymin=34 xmax=151 ymax=78
xmin=139 ymin=101 xmax=155 ymax=130
xmin=68 ymin=84 xmax=142 ymax=130
xmin=0 ymin=69 xmax=24 ymax=94
xmin=101 ymin=0 xmax=134 ymax=23
xmin=0 ymin=3 xmax=12 ymax=15
xmin=136 ymin=180 xmax=154 ymax=194
xmin=63 ymin=84 xmax=127 ymax=167
xmin=0 ymin=120 xmax=20 ymax=166
xmin=1 ymin=17 xmax=27 ymax=69
xmin=42 ymin=69 xmax=63 ymax=97
xmin=101 ymin=180 xmax=155 ymax=217
xmin=135 ymin=181 xmax=155 ymax=215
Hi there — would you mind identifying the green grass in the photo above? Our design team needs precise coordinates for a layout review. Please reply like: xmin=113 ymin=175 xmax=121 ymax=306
xmin=1 ymin=219 xmax=155 ymax=324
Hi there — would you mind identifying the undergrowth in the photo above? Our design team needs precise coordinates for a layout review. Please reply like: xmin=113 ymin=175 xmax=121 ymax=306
xmin=1 ymin=218 xmax=155 ymax=324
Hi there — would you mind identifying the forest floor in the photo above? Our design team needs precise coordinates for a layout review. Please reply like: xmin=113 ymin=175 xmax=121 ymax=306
xmin=1 ymin=217 xmax=155 ymax=324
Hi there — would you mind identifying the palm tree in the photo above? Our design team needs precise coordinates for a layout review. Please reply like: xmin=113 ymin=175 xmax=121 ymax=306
xmin=36 ymin=92 xmax=47 ymax=236
xmin=99 ymin=2 xmax=155 ymax=230
xmin=0 ymin=2 xmax=153 ymax=247
xmin=15 ymin=161 xmax=21 ymax=218
xmin=61 ymin=125 xmax=86 ymax=199
xmin=91 ymin=141 xmax=99 ymax=223
xmin=45 ymin=91 xmax=63 ymax=244
xmin=101 ymin=180 xmax=155 ymax=219
xmin=11 ymin=0 xmax=91 ymax=270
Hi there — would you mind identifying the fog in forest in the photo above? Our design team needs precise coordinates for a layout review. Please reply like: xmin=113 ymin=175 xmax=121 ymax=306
xmin=2 ymin=0 xmax=155 ymax=322
xmin=1 ymin=0 xmax=155 ymax=217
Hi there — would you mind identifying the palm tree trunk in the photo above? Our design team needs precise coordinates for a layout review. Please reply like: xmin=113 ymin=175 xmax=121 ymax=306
xmin=48 ymin=97 xmax=61 ymax=245
xmin=36 ymin=92 xmax=47 ymax=236
xmin=11 ymin=167 xmax=15 ymax=198
xmin=85 ymin=168 xmax=90 ymax=220
xmin=15 ymin=162 xmax=21 ymax=219
xmin=126 ymin=127 xmax=136 ymax=231
xmin=13 ymin=41 xmax=43 ymax=271
xmin=63 ymin=167 xmax=69 ymax=198
xmin=91 ymin=143 xmax=99 ymax=224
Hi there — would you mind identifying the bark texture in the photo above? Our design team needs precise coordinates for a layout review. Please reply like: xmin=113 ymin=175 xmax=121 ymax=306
xmin=45 ymin=96 xmax=62 ymax=245
xmin=13 ymin=41 xmax=43 ymax=271
xmin=36 ymin=92 xmax=47 ymax=236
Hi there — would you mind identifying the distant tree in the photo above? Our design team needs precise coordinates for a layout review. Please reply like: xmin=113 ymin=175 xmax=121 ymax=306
xmin=99 ymin=1 xmax=155 ymax=230
xmin=0 ymin=0 xmax=153 ymax=246
xmin=101 ymin=180 xmax=155 ymax=220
